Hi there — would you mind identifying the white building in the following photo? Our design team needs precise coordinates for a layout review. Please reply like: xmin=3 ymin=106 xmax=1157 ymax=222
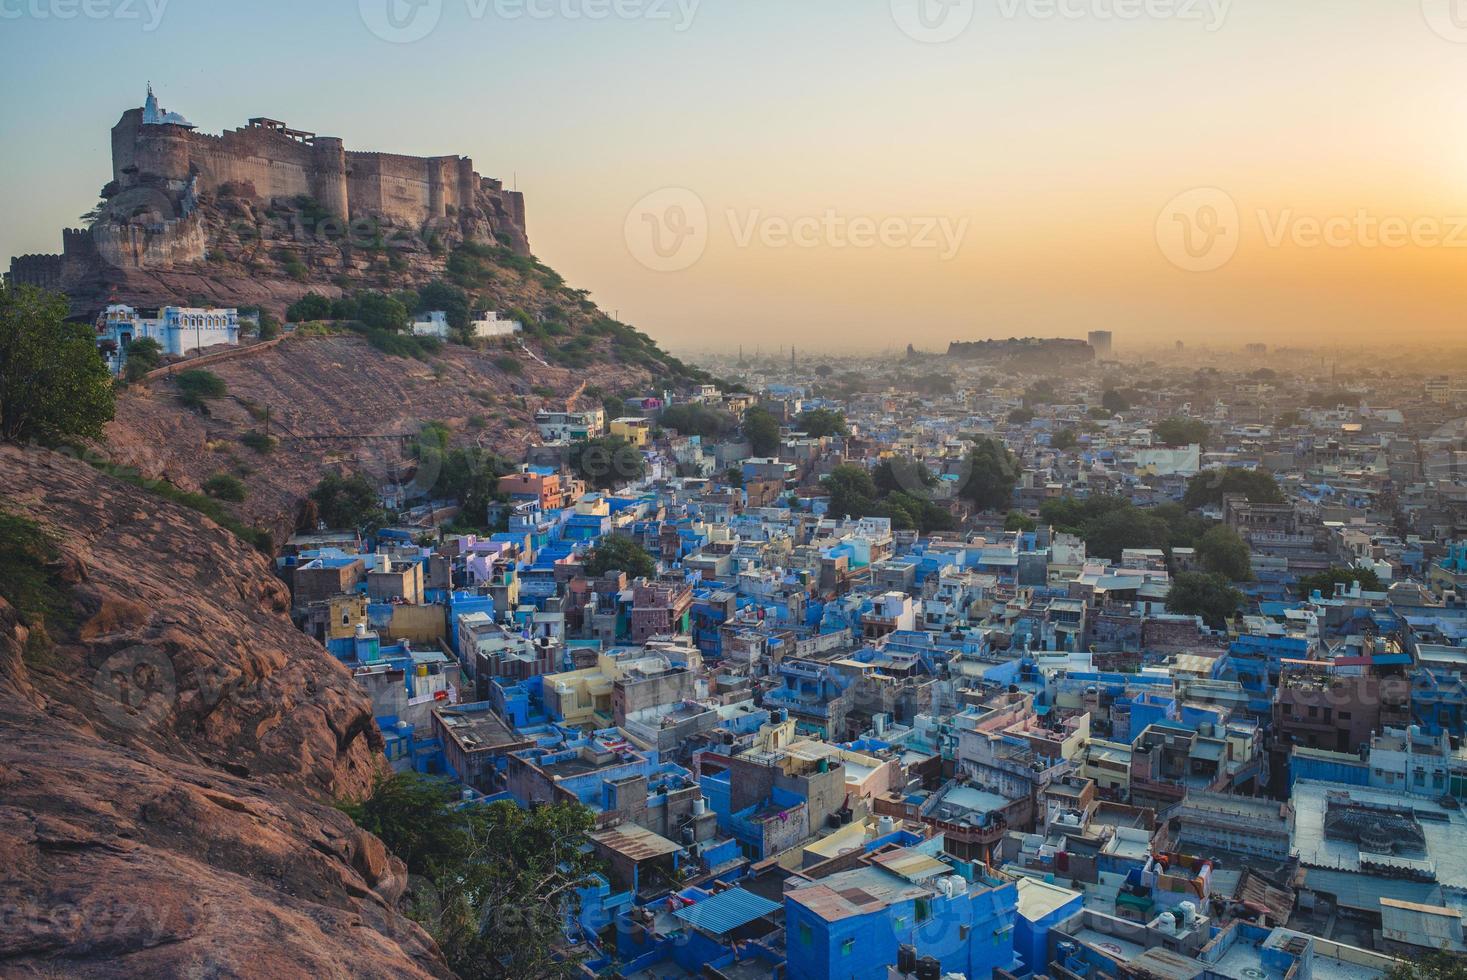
xmin=535 ymin=408 xmax=605 ymax=442
xmin=411 ymin=310 xmax=524 ymax=340
xmin=96 ymin=304 xmax=239 ymax=374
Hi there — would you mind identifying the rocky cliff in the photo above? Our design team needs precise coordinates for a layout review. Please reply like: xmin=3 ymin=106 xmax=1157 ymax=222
xmin=0 ymin=445 xmax=450 ymax=978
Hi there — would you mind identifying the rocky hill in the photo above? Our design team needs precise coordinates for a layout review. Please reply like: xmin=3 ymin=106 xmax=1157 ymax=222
xmin=0 ymin=444 xmax=449 ymax=977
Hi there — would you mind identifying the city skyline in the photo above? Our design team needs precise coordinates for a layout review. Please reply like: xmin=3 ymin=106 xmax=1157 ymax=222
xmin=4 ymin=0 xmax=1467 ymax=352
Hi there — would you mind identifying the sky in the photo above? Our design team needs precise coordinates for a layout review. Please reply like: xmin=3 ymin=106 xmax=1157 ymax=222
xmin=2 ymin=0 xmax=1466 ymax=355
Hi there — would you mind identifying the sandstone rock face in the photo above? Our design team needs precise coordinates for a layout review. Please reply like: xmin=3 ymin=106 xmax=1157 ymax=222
xmin=103 ymin=333 xmax=653 ymax=548
xmin=0 ymin=446 xmax=450 ymax=978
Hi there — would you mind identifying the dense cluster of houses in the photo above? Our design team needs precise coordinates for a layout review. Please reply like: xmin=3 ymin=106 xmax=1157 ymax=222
xmin=275 ymin=355 xmax=1467 ymax=978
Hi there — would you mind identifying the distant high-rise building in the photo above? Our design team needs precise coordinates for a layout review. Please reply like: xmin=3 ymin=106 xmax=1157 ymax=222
xmin=1087 ymin=330 xmax=1113 ymax=358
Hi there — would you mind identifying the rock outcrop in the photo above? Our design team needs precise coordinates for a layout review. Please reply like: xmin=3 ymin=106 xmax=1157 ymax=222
xmin=0 ymin=445 xmax=450 ymax=978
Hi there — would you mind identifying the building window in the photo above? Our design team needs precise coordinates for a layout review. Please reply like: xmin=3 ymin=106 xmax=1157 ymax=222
xmin=841 ymin=939 xmax=855 ymax=956
xmin=915 ymin=899 xmax=931 ymax=922
xmin=799 ymin=923 xmax=812 ymax=946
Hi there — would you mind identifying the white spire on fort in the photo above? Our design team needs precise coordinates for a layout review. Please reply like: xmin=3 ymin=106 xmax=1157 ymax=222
xmin=142 ymin=83 xmax=194 ymax=129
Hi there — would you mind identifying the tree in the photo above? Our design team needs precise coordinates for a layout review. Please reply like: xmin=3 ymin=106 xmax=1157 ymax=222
xmin=355 ymin=292 xmax=410 ymax=333
xmin=659 ymin=403 xmax=736 ymax=438
xmin=1385 ymin=953 xmax=1467 ymax=980
xmin=814 ymin=364 xmax=833 ymax=378
xmin=570 ymin=434 xmax=644 ymax=489
xmin=1023 ymin=380 xmax=1056 ymax=406
xmin=1297 ymin=565 xmax=1384 ymax=599
xmin=122 ymin=336 xmax=164 ymax=382
xmin=585 ymin=534 xmax=655 ymax=579
xmin=1154 ymin=416 xmax=1211 ymax=448
xmin=1083 ymin=506 xmax=1171 ymax=562
xmin=1006 ymin=510 xmax=1037 ymax=532
xmin=286 ymin=292 xmax=332 ymax=323
xmin=744 ymin=406 xmax=781 ymax=456
xmin=1100 ymin=388 xmax=1131 ymax=414
xmin=256 ymin=308 xmax=282 ymax=341
xmin=797 ymin=408 xmax=848 ymax=438
xmin=1166 ymin=572 xmax=1243 ymax=628
xmin=340 ymin=773 xmax=602 ymax=979
xmin=1007 ymin=407 xmax=1035 ymax=425
xmin=309 ymin=472 xmax=384 ymax=530
xmin=432 ymin=448 xmax=511 ymax=529
xmin=1195 ymin=524 xmax=1252 ymax=581
xmin=416 ymin=281 xmax=471 ymax=336
xmin=873 ymin=457 xmax=935 ymax=497
xmin=824 ymin=464 xmax=879 ymax=519
xmin=960 ymin=437 xmax=1022 ymax=513
xmin=0 ymin=284 xmax=115 ymax=445
xmin=1052 ymin=429 xmax=1078 ymax=451
xmin=1183 ymin=468 xmax=1284 ymax=510
xmin=175 ymin=369 xmax=226 ymax=412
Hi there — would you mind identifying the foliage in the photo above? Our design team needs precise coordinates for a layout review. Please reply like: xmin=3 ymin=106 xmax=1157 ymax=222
xmin=355 ymin=292 xmax=410 ymax=333
xmin=203 ymin=473 xmax=247 ymax=503
xmin=123 ymin=337 xmax=164 ymax=381
xmin=585 ymin=534 xmax=656 ymax=579
xmin=743 ymin=406 xmax=781 ymax=456
xmin=1007 ymin=407 xmax=1035 ymax=425
xmin=1040 ymin=496 xmax=1208 ymax=562
xmin=1297 ymin=565 xmax=1384 ymax=599
xmin=309 ymin=471 xmax=385 ymax=531
xmin=340 ymin=773 xmax=602 ymax=979
xmin=1166 ymin=572 xmax=1244 ymax=628
xmin=825 ymin=463 xmax=951 ymax=532
xmin=569 ymin=435 xmax=645 ymax=489
xmin=960 ymin=437 xmax=1022 ymax=513
xmin=494 ymin=354 xmax=522 ymax=375
xmin=287 ymin=293 xmax=333 ymax=323
xmin=1051 ymin=428 xmax=1078 ymax=451
xmin=1100 ymin=388 xmax=1131 ymax=414
xmin=1023 ymin=380 xmax=1056 ymax=406
xmin=1195 ymin=524 xmax=1252 ymax=581
xmin=0 ymin=508 xmax=72 ymax=660
xmin=1385 ymin=953 xmax=1467 ymax=980
xmin=1183 ymin=468 xmax=1284 ymax=510
xmin=175 ymin=369 xmax=226 ymax=412
xmin=659 ymin=403 xmax=736 ymax=438
xmin=872 ymin=458 xmax=935 ymax=497
xmin=416 ymin=281 xmax=472 ymax=337
xmin=797 ymin=408 xmax=848 ymax=438
xmin=1154 ymin=416 xmax=1211 ymax=448
xmin=823 ymin=464 xmax=879 ymax=520
xmin=1005 ymin=510 xmax=1037 ymax=532
xmin=0 ymin=284 xmax=115 ymax=444
xmin=255 ymin=308 xmax=282 ymax=341
xmin=431 ymin=448 xmax=512 ymax=530
xmin=240 ymin=430 xmax=277 ymax=453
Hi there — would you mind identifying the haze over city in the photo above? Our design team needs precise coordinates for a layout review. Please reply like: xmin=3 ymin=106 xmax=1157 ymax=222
xmin=4 ymin=0 xmax=1467 ymax=353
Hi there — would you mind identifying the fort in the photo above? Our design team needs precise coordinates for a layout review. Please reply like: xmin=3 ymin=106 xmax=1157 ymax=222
xmin=8 ymin=87 xmax=529 ymax=313
xmin=946 ymin=337 xmax=1096 ymax=367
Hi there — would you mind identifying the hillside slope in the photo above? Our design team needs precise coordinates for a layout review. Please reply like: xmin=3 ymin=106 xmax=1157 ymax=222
xmin=0 ymin=445 xmax=448 ymax=978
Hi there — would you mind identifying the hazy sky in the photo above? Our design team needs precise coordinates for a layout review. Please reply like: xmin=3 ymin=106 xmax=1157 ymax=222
xmin=2 ymin=0 xmax=1466 ymax=353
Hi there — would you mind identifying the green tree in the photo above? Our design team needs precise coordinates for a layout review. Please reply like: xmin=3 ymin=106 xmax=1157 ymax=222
xmin=309 ymin=472 xmax=384 ymax=530
xmin=744 ymin=406 xmax=781 ymax=456
xmin=203 ymin=473 xmax=247 ymax=503
xmin=1166 ymin=572 xmax=1244 ymax=628
xmin=585 ymin=533 xmax=656 ymax=579
xmin=1083 ymin=506 xmax=1171 ymax=562
xmin=1195 ymin=524 xmax=1252 ymax=581
xmin=0 ymin=284 xmax=115 ymax=444
xmin=339 ymin=773 xmax=469 ymax=878
xmin=122 ymin=336 xmax=164 ymax=381
xmin=417 ymin=281 xmax=472 ymax=340
xmin=175 ymin=369 xmax=226 ymax=412
xmin=1297 ymin=565 xmax=1384 ymax=599
xmin=1183 ymin=468 xmax=1284 ymax=510
xmin=1385 ymin=953 xmax=1467 ymax=980
xmin=255 ymin=308 xmax=282 ymax=341
xmin=1005 ymin=510 xmax=1037 ymax=532
xmin=1154 ymin=416 xmax=1211 ymax=448
xmin=1007 ymin=407 xmax=1035 ymax=425
xmin=432 ymin=448 xmax=512 ymax=528
xmin=1052 ymin=429 xmax=1078 ymax=451
xmin=570 ymin=434 xmax=645 ymax=489
xmin=960 ymin=437 xmax=1022 ymax=513
xmin=355 ymin=292 xmax=410 ymax=333
xmin=286 ymin=292 xmax=333 ymax=322
xmin=824 ymin=464 xmax=879 ymax=519
xmin=873 ymin=457 xmax=935 ymax=497
xmin=797 ymin=408 xmax=848 ymax=438
xmin=1101 ymin=388 xmax=1131 ymax=414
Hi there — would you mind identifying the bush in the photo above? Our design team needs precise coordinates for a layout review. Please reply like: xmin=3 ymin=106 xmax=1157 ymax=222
xmin=203 ymin=473 xmax=247 ymax=502
xmin=0 ymin=284 xmax=115 ymax=444
xmin=493 ymin=354 xmax=522 ymax=375
xmin=287 ymin=293 xmax=332 ymax=323
xmin=175 ymin=369 xmax=226 ymax=412
xmin=240 ymin=430 xmax=277 ymax=453
xmin=122 ymin=337 xmax=164 ymax=381
xmin=0 ymin=508 xmax=72 ymax=660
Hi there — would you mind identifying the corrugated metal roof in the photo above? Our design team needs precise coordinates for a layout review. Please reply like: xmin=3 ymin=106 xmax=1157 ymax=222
xmin=1303 ymin=868 xmax=1443 ymax=913
xmin=871 ymin=848 xmax=951 ymax=882
xmin=672 ymin=887 xmax=782 ymax=935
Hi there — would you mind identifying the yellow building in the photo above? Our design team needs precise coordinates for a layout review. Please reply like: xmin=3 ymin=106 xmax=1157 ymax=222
xmin=609 ymin=417 xmax=652 ymax=447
